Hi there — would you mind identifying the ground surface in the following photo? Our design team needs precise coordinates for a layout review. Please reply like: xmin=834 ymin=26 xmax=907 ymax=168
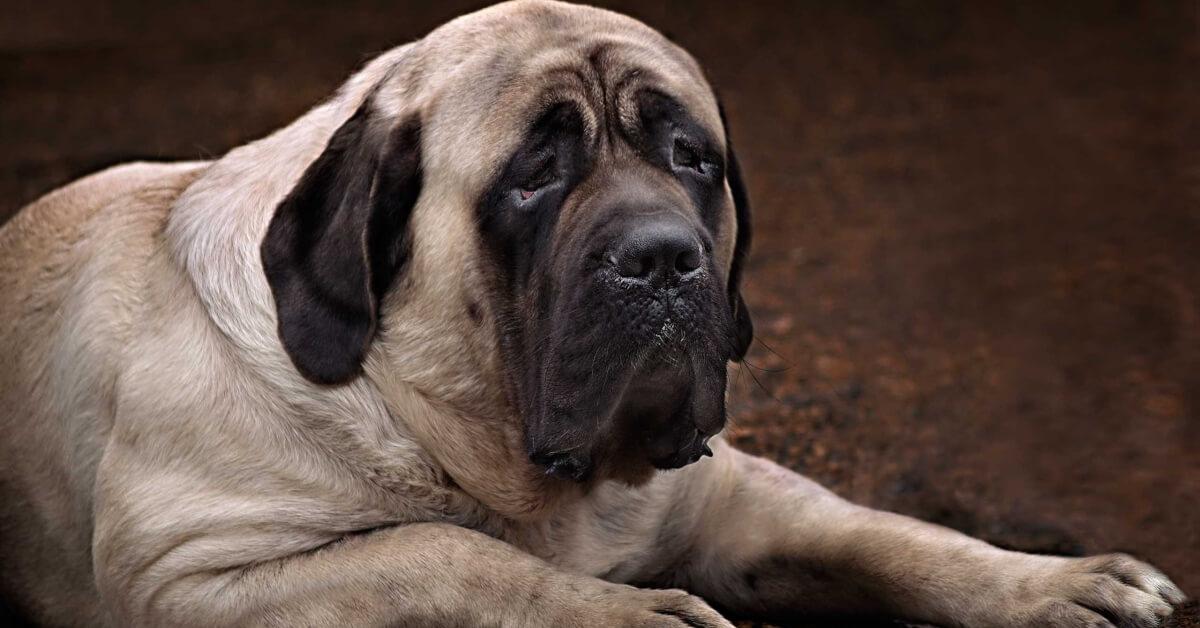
xmin=1 ymin=1 xmax=1195 ymax=625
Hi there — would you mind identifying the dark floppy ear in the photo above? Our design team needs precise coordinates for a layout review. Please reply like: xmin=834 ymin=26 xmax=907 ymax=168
xmin=261 ymin=101 xmax=422 ymax=385
xmin=720 ymin=102 xmax=754 ymax=362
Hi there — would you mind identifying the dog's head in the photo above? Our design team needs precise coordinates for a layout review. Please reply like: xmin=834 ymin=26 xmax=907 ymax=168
xmin=261 ymin=0 xmax=752 ymax=486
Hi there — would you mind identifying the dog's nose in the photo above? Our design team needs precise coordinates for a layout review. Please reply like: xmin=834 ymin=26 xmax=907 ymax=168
xmin=611 ymin=217 xmax=702 ymax=284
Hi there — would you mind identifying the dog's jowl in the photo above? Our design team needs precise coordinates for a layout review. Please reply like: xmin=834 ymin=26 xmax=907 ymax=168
xmin=0 ymin=1 xmax=1183 ymax=626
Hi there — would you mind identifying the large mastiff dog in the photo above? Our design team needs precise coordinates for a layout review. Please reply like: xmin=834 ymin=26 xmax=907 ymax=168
xmin=0 ymin=1 xmax=1185 ymax=626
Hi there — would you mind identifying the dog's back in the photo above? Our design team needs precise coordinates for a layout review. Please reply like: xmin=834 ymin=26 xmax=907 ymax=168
xmin=0 ymin=161 xmax=206 ymax=625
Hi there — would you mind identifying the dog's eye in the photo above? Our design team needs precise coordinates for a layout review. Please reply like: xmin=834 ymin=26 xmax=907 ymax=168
xmin=672 ymin=138 xmax=708 ymax=175
xmin=517 ymin=153 xmax=556 ymax=201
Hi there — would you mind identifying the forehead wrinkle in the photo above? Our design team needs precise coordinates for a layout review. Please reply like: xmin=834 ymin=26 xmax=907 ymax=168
xmin=515 ymin=32 xmax=714 ymax=138
xmin=582 ymin=40 xmax=723 ymax=151
xmin=605 ymin=73 xmax=725 ymax=162
xmin=529 ymin=65 xmax=602 ymax=138
xmin=423 ymin=28 xmax=719 ymax=196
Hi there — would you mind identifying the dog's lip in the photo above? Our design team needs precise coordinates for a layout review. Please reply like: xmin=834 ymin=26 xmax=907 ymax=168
xmin=530 ymin=447 xmax=592 ymax=482
xmin=527 ymin=372 xmax=698 ymax=481
xmin=526 ymin=320 xmax=725 ymax=481
xmin=649 ymin=432 xmax=715 ymax=470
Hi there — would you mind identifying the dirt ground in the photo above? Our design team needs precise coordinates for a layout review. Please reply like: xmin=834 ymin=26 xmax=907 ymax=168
xmin=1 ymin=1 xmax=1196 ymax=625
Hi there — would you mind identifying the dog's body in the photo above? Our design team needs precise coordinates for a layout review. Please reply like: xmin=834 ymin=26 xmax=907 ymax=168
xmin=0 ymin=2 xmax=1184 ymax=626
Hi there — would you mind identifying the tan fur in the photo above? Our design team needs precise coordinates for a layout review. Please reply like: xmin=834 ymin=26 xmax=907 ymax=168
xmin=0 ymin=2 xmax=1183 ymax=626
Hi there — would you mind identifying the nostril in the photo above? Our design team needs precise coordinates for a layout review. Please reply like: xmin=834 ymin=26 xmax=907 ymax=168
xmin=615 ymin=254 xmax=648 ymax=278
xmin=675 ymin=247 xmax=701 ymax=274
xmin=610 ymin=217 xmax=704 ymax=282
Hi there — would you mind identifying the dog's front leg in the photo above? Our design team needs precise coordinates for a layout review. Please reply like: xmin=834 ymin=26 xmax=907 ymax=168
xmin=96 ymin=521 xmax=733 ymax=627
xmin=676 ymin=442 xmax=1184 ymax=627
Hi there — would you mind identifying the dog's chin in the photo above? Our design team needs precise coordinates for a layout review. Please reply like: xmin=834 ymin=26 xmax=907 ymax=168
xmin=617 ymin=362 xmax=713 ymax=465
xmin=530 ymin=350 xmax=724 ymax=486
xmin=603 ymin=383 xmax=720 ymax=485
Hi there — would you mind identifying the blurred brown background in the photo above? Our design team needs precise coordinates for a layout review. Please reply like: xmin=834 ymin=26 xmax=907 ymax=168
xmin=1 ymin=0 xmax=1196 ymax=624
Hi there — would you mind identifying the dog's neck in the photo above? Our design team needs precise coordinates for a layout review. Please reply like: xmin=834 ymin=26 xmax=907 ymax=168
xmin=367 ymin=367 xmax=580 ymax=522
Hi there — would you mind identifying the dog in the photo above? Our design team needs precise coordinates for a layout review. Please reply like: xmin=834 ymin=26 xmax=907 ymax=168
xmin=0 ymin=1 xmax=1185 ymax=626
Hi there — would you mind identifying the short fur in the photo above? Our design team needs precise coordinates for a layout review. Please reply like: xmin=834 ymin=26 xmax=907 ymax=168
xmin=0 ymin=2 xmax=1184 ymax=626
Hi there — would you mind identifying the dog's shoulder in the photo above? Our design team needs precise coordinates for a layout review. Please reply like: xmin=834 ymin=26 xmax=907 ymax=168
xmin=1 ymin=161 xmax=207 ymax=295
xmin=3 ymin=161 xmax=207 ymax=248
xmin=0 ymin=160 xmax=208 ymax=367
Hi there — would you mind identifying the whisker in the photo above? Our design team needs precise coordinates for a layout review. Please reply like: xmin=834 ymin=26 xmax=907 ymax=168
xmin=740 ymin=358 xmax=779 ymax=403
xmin=740 ymin=356 xmax=789 ymax=374
xmin=753 ymin=336 xmax=793 ymax=366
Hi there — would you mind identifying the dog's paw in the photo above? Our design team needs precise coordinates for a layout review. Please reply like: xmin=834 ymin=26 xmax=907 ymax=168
xmin=991 ymin=553 xmax=1185 ymax=628
xmin=546 ymin=580 xmax=733 ymax=628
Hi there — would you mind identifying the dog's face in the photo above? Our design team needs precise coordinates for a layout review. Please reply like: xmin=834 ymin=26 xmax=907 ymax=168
xmin=475 ymin=74 xmax=752 ymax=484
xmin=262 ymin=1 xmax=752 ymax=485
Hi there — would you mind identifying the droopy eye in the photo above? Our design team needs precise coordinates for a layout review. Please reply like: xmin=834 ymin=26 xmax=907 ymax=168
xmin=672 ymin=138 xmax=707 ymax=175
xmin=518 ymin=153 xmax=556 ymax=201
